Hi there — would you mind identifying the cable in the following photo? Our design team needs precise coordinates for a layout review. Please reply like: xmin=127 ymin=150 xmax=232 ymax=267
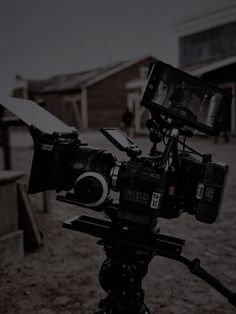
xmin=177 ymin=139 xmax=204 ymax=157
xmin=160 ymin=128 xmax=203 ymax=158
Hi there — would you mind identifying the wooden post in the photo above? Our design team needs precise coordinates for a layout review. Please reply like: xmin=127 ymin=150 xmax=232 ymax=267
xmin=2 ymin=126 xmax=11 ymax=170
xmin=17 ymin=181 xmax=43 ymax=251
xmin=0 ymin=116 xmax=24 ymax=170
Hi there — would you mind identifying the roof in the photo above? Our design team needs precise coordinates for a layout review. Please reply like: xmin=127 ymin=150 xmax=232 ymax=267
xmin=182 ymin=55 xmax=236 ymax=76
xmin=174 ymin=2 xmax=236 ymax=37
xmin=27 ymin=56 xmax=155 ymax=94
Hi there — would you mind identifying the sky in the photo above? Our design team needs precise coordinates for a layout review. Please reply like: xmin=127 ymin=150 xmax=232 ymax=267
xmin=0 ymin=0 xmax=233 ymax=95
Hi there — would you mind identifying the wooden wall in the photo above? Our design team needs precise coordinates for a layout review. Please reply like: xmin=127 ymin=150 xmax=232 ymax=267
xmin=87 ymin=57 xmax=154 ymax=128
xmin=12 ymin=57 xmax=155 ymax=129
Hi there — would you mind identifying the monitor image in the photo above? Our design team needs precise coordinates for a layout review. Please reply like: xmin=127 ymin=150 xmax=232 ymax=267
xmin=141 ymin=62 xmax=232 ymax=135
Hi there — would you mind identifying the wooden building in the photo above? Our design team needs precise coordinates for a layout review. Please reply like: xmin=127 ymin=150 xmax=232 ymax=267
xmin=12 ymin=56 xmax=156 ymax=130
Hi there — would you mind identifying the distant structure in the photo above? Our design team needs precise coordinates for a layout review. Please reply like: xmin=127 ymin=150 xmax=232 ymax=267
xmin=12 ymin=56 xmax=156 ymax=130
xmin=175 ymin=2 xmax=236 ymax=134
xmin=125 ymin=74 xmax=150 ymax=133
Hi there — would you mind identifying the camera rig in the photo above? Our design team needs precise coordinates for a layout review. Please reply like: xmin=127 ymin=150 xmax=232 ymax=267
xmin=1 ymin=61 xmax=235 ymax=313
xmin=59 ymin=117 xmax=236 ymax=313
xmin=26 ymin=60 xmax=234 ymax=313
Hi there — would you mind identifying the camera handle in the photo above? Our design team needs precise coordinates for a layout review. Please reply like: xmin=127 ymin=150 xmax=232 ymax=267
xmin=161 ymin=252 xmax=236 ymax=308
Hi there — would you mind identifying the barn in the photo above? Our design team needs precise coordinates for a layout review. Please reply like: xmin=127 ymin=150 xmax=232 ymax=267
xmin=12 ymin=56 xmax=156 ymax=130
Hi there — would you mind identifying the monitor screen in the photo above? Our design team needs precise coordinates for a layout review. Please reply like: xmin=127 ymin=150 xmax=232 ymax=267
xmin=141 ymin=62 xmax=232 ymax=135
xmin=104 ymin=129 xmax=135 ymax=149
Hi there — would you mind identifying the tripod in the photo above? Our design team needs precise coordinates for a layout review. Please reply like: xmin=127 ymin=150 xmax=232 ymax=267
xmin=63 ymin=214 xmax=236 ymax=313
xmin=63 ymin=215 xmax=184 ymax=314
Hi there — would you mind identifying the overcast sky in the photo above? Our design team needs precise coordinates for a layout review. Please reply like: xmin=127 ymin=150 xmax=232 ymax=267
xmin=0 ymin=0 xmax=233 ymax=95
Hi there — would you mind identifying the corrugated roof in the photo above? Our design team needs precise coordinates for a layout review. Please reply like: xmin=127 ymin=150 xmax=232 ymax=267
xmin=27 ymin=58 xmax=149 ymax=94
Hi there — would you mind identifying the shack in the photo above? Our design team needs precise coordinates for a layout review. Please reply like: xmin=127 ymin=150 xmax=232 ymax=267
xmin=12 ymin=56 xmax=156 ymax=130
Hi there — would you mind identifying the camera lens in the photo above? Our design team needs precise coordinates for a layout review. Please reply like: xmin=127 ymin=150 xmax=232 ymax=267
xmin=74 ymin=172 xmax=109 ymax=208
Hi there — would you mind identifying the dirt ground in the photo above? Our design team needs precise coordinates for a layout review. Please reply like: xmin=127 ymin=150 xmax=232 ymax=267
xmin=0 ymin=129 xmax=236 ymax=314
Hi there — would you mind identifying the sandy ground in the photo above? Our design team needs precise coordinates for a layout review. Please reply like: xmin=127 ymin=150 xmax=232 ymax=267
xmin=0 ymin=128 xmax=236 ymax=314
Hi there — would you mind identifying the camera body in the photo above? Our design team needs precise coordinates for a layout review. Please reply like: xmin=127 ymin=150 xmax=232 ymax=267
xmin=114 ymin=153 xmax=227 ymax=228
xmin=28 ymin=125 xmax=228 ymax=230
xmin=115 ymin=157 xmax=168 ymax=230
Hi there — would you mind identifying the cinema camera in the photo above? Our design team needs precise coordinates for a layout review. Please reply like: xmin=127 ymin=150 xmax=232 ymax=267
xmin=28 ymin=62 xmax=230 ymax=228
xmin=1 ymin=61 xmax=235 ymax=313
